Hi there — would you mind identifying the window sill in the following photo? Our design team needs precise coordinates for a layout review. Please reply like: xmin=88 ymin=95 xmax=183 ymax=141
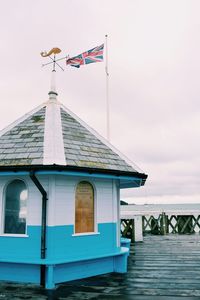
xmin=72 ymin=232 xmax=100 ymax=237
xmin=0 ymin=234 xmax=29 ymax=238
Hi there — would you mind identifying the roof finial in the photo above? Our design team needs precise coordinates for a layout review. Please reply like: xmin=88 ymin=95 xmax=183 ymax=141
xmin=40 ymin=47 xmax=64 ymax=102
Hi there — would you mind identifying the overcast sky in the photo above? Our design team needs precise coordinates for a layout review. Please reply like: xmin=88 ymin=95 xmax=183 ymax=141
xmin=0 ymin=0 xmax=200 ymax=204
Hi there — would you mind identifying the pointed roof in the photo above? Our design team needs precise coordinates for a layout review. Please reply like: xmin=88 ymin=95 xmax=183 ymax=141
xmin=0 ymin=90 xmax=147 ymax=184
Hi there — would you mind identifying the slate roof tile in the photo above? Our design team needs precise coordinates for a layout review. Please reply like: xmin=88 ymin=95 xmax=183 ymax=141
xmin=0 ymin=107 xmax=45 ymax=166
xmin=61 ymin=108 xmax=137 ymax=172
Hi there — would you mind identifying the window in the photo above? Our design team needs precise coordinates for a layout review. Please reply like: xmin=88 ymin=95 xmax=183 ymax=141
xmin=75 ymin=181 xmax=94 ymax=234
xmin=3 ymin=180 xmax=28 ymax=234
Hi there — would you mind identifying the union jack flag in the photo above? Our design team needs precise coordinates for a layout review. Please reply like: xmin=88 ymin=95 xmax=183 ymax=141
xmin=66 ymin=44 xmax=104 ymax=68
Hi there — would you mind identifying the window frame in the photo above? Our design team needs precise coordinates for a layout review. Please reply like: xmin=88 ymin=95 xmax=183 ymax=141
xmin=73 ymin=180 xmax=98 ymax=236
xmin=1 ymin=178 xmax=29 ymax=237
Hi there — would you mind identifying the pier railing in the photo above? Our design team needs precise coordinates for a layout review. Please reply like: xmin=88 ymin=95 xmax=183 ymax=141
xmin=120 ymin=204 xmax=200 ymax=242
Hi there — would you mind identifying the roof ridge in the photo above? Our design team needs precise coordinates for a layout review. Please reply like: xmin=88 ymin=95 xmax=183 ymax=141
xmin=60 ymin=103 xmax=143 ymax=173
xmin=43 ymin=101 xmax=66 ymax=165
xmin=0 ymin=102 xmax=47 ymax=138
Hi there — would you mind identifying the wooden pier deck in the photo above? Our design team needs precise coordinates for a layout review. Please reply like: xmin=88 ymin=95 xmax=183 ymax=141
xmin=1 ymin=234 xmax=200 ymax=299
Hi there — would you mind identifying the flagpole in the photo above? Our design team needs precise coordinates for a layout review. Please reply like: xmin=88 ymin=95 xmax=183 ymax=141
xmin=105 ymin=34 xmax=110 ymax=142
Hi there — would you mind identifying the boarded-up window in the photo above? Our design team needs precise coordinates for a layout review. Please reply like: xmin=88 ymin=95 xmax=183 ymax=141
xmin=75 ymin=181 xmax=94 ymax=234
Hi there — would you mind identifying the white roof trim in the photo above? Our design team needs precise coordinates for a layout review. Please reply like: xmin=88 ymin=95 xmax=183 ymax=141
xmin=0 ymin=102 xmax=47 ymax=138
xmin=60 ymin=103 xmax=142 ymax=173
xmin=43 ymin=101 xmax=66 ymax=165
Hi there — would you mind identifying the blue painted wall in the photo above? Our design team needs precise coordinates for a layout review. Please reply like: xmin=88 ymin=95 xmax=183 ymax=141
xmin=0 ymin=223 xmax=117 ymax=262
xmin=0 ymin=222 xmax=128 ymax=289
xmin=54 ymin=257 xmax=115 ymax=284
xmin=0 ymin=226 xmax=41 ymax=260
xmin=46 ymin=223 xmax=118 ymax=260
xmin=0 ymin=263 xmax=40 ymax=283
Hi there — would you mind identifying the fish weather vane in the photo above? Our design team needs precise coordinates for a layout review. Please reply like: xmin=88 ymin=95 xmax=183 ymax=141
xmin=40 ymin=47 xmax=65 ymax=71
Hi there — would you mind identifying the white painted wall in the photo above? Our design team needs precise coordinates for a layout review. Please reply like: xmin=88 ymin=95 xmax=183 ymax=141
xmin=52 ymin=175 xmax=119 ymax=227
xmin=0 ymin=174 xmax=120 ymax=231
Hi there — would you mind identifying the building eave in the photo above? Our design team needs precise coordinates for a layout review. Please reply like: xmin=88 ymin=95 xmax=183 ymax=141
xmin=0 ymin=164 xmax=148 ymax=188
